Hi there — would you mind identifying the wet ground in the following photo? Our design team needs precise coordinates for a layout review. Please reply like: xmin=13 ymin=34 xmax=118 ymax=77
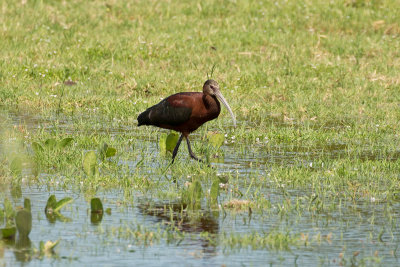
xmin=1 ymin=110 xmax=399 ymax=266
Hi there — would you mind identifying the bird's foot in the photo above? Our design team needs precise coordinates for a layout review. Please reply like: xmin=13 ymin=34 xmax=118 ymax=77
xmin=189 ymin=152 xmax=203 ymax=162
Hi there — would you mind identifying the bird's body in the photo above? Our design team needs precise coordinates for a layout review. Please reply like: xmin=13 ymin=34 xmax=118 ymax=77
xmin=138 ymin=80 xmax=235 ymax=163
xmin=138 ymin=92 xmax=220 ymax=134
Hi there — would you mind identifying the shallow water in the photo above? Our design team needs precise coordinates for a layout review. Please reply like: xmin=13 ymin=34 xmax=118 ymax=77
xmin=1 ymin=111 xmax=400 ymax=266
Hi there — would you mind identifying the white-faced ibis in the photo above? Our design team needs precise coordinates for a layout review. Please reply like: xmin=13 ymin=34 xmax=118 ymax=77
xmin=137 ymin=79 xmax=236 ymax=163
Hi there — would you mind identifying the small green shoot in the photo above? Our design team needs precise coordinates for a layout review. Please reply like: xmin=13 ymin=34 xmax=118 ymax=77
xmin=105 ymin=208 xmax=112 ymax=215
xmin=159 ymin=134 xmax=167 ymax=155
xmin=83 ymin=151 xmax=98 ymax=177
xmin=0 ymin=227 xmax=16 ymax=239
xmin=31 ymin=142 xmax=44 ymax=153
xmin=53 ymin=198 xmax=73 ymax=213
xmin=24 ymin=198 xmax=31 ymax=212
xmin=44 ymin=139 xmax=57 ymax=150
xmin=58 ymin=137 xmax=74 ymax=149
xmin=15 ymin=209 xmax=32 ymax=237
xmin=90 ymin=198 xmax=103 ymax=214
xmin=90 ymin=198 xmax=104 ymax=224
xmin=4 ymin=198 xmax=16 ymax=226
xmin=40 ymin=239 xmax=60 ymax=256
xmin=159 ymin=132 xmax=179 ymax=155
xmin=210 ymin=179 xmax=220 ymax=207
xmin=45 ymin=195 xmax=73 ymax=213
xmin=182 ymin=180 xmax=203 ymax=209
xmin=207 ymin=132 xmax=225 ymax=149
xmin=44 ymin=195 xmax=73 ymax=223
xmin=99 ymin=143 xmax=117 ymax=160
xmin=10 ymin=156 xmax=23 ymax=176
xmin=33 ymin=138 xmax=73 ymax=153
xmin=166 ymin=132 xmax=179 ymax=154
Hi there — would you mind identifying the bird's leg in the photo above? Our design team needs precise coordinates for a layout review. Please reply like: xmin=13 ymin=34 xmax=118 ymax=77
xmin=171 ymin=134 xmax=184 ymax=164
xmin=185 ymin=136 xmax=203 ymax=162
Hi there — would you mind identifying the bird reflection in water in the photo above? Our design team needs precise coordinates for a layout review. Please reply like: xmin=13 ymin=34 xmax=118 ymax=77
xmin=138 ymin=202 xmax=219 ymax=257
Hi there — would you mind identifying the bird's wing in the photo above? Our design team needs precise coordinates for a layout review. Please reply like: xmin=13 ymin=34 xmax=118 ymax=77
xmin=148 ymin=93 xmax=194 ymax=126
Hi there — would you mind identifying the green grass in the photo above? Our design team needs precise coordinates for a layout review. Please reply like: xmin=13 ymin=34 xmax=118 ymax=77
xmin=1 ymin=0 xmax=400 ymax=265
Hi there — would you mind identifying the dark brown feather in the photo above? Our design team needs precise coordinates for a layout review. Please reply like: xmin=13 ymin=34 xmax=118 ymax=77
xmin=137 ymin=92 xmax=220 ymax=134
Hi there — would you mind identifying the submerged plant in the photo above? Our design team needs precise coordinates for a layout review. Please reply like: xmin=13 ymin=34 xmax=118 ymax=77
xmin=82 ymin=151 xmax=98 ymax=177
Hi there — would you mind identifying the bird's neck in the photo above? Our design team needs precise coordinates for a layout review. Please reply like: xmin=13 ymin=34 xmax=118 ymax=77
xmin=202 ymin=94 xmax=220 ymax=114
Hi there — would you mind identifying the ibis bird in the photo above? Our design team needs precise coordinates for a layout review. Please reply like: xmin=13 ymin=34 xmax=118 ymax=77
xmin=137 ymin=79 xmax=236 ymax=163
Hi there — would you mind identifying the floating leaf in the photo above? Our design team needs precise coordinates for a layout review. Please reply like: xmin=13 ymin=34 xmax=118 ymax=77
xmin=15 ymin=209 xmax=32 ymax=236
xmin=83 ymin=151 xmax=98 ymax=177
xmin=58 ymin=137 xmax=74 ymax=148
xmin=32 ymin=142 xmax=44 ymax=153
xmin=90 ymin=198 xmax=103 ymax=214
xmin=0 ymin=227 xmax=16 ymax=239
xmin=210 ymin=179 xmax=220 ymax=205
xmin=54 ymin=198 xmax=73 ymax=212
xmin=207 ymin=132 xmax=224 ymax=149
xmin=10 ymin=157 xmax=22 ymax=176
xmin=105 ymin=208 xmax=112 ymax=215
xmin=44 ymin=139 xmax=57 ymax=149
xmin=166 ymin=132 xmax=179 ymax=153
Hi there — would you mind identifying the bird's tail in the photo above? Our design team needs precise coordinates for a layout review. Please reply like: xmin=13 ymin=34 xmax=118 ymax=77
xmin=137 ymin=109 xmax=151 ymax=126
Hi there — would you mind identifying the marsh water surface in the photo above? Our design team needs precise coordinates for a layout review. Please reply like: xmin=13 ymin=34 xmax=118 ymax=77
xmin=1 ymin=111 xmax=399 ymax=266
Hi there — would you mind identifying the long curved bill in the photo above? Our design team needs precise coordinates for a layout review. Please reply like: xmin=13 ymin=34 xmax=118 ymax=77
xmin=215 ymin=90 xmax=237 ymax=127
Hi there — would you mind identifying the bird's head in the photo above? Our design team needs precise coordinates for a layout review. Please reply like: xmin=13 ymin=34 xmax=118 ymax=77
xmin=203 ymin=79 xmax=236 ymax=127
xmin=203 ymin=79 xmax=220 ymax=96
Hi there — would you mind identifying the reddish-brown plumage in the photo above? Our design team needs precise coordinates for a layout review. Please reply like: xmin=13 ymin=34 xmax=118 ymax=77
xmin=159 ymin=92 xmax=220 ymax=135
xmin=137 ymin=80 xmax=235 ymax=163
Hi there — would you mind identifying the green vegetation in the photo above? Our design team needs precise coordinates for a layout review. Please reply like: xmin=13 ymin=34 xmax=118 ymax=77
xmin=0 ymin=0 xmax=399 ymax=265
